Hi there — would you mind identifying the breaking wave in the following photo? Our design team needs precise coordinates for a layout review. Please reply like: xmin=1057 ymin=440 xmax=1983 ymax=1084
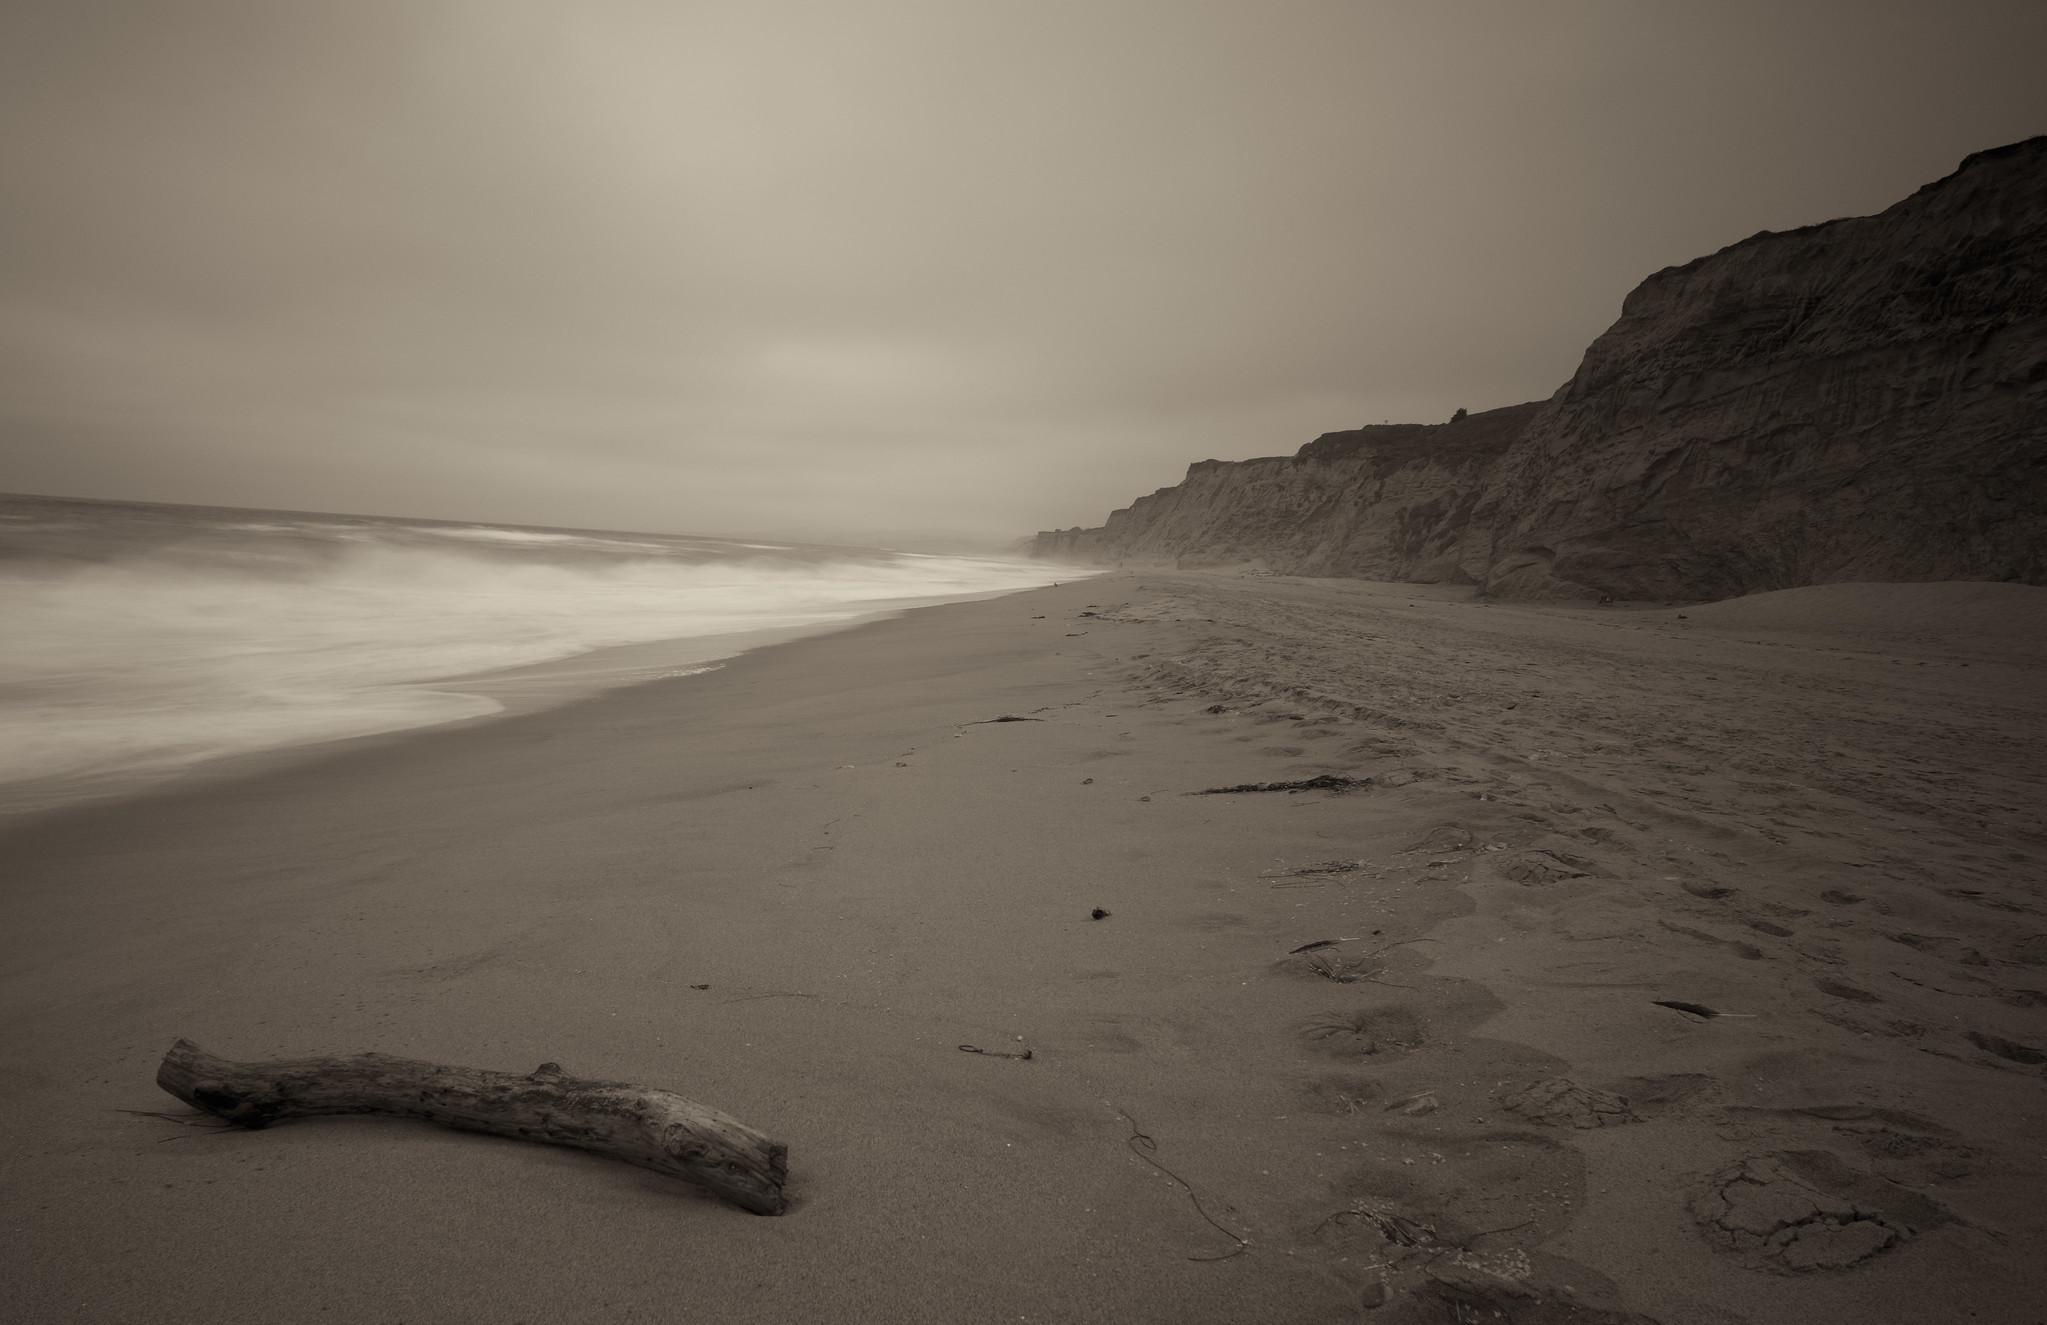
xmin=0 ymin=497 xmax=1069 ymax=811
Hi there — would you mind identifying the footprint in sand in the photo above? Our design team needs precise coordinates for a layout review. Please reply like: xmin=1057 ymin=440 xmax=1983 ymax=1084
xmin=1299 ymin=1006 xmax=1427 ymax=1059
xmin=1609 ymin=1073 xmax=1716 ymax=1117
xmin=1298 ymin=1073 xmax=1387 ymax=1116
xmin=1497 ymin=849 xmax=1600 ymax=885
xmin=1890 ymin=931 xmax=1990 ymax=966
xmin=1659 ymin=920 xmax=1766 ymax=960
xmin=1851 ymin=1128 xmax=1976 ymax=1185
xmin=1965 ymin=1029 xmax=2046 ymax=1066
xmin=1320 ymin=1128 xmax=1583 ymax=1262
xmin=1415 ymin=1266 xmax=1660 ymax=1325
xmin=1285 ymin=949 xmax=1376 ymax=984
xmin=1403 ymin=824 xmax=1477 ymax=858
xmin=1942 ymin=887 xmax=2038 ymax=916
xmin=1690 ymin=1150 xmax=1954 ymax=1274
xmin=1497 ymin=1077 xmax=1639 ymax=1128
xmin=2009 ymin=932 xmax=2047 ymax=966
xmin=1724 ymin=1106 xmax=1975 ymax=1186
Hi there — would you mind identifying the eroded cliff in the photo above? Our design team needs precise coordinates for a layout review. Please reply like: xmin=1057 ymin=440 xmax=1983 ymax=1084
xmin=1034 ymin=403 xmax=1537 ymax=581
xmin=1032 ymin=138 xmax=2047 ymax=599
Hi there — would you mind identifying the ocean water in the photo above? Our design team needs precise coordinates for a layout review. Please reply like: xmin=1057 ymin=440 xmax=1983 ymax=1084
xmin=0 ymin=494 xmax=1070 ymax=814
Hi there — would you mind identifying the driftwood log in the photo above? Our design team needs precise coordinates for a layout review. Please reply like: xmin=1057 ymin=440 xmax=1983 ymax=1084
xmin=156 ymin=1039 xmax=788 ymax=1214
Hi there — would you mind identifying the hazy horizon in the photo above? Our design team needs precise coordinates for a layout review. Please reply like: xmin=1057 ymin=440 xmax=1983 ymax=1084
xmin=4 ymin=1 xmax=2044 ymax=547
xmin=0 ymin=485 xmax=1010 ymax=555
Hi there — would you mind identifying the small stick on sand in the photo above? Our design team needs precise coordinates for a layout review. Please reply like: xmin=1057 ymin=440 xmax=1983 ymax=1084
xmin=155 ymin=1038 xmax=789 ymax=1214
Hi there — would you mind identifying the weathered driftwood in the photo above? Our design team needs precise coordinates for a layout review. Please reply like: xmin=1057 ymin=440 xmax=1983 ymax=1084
xmin=156 ymin=1039 xmax=788 ymax=1214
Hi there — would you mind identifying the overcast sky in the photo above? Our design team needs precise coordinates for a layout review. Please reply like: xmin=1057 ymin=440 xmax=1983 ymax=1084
xmin=2 ymin=1 xmax=2042 ymax=548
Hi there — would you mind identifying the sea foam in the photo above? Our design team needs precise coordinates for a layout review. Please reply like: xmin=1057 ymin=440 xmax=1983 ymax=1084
xmin=0 ymin=496 xmax=1071 ymax=812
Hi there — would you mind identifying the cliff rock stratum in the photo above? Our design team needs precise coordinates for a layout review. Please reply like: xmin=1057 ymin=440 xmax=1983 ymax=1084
xmin=1031 ymin=138 xmax=2047 ymax=600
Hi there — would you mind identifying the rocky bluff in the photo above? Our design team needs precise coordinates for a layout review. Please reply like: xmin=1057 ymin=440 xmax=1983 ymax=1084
xmin=1031 ymin=138 xmax=2046 ymax=600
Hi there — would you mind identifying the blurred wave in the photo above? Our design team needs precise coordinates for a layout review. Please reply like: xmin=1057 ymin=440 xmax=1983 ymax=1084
xmin=0 ymin=494 xmax=1067 ymax=811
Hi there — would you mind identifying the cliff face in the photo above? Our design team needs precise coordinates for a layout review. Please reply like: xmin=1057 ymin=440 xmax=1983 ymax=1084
xmin=1034 ymin=403 xmax=1537 ymax=581
xmin=1032 ymin=138 xmax=2047 ymax=599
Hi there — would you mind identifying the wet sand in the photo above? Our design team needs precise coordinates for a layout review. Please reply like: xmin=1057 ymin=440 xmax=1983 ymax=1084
xmin=2 ymin=573 xmax=2043 ymax=1323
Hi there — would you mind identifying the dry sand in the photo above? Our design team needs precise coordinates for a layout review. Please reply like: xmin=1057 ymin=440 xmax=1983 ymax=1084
xmin=2 ymin=572 xmax=2042 ymax=1323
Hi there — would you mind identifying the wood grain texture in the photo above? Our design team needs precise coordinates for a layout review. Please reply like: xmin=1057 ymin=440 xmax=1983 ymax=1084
xmin=156 ymin=1039 xmax=788 ymax=1214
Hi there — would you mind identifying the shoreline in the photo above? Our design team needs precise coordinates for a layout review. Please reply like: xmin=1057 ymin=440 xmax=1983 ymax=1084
xmin=0 ymin=578 xmax=1084 ymax=826
xmin=3 ymin=573 xmax=2042 ymax=1323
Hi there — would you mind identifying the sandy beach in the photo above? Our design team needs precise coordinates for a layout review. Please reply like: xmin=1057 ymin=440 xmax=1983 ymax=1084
xmin=3 ymin=573 xmax=2043 ymax=1324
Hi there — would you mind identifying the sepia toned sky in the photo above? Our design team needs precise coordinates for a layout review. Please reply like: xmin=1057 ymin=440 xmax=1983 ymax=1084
xmin=3 ymin=1 xmax=2043 ymax=548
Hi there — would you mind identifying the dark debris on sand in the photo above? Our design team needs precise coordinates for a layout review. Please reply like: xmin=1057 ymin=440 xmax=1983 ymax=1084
xmin=1193 ymin=773 xmax=1371 ymax=795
